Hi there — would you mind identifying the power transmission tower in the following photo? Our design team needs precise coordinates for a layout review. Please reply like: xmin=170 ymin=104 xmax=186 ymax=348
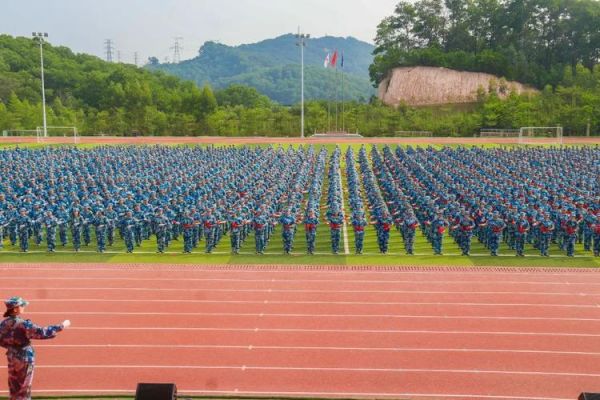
xmin=170 ymin=37 xmax=183 ymax=63
xmin=117 ymin=50 xmax=122 ymax=63
xmin=104 ymin=39 xmax=114 ymax=62
xmin=134 ymin=52 xmax=139 ymax=67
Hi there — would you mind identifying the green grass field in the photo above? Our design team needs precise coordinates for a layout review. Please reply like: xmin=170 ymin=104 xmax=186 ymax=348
xmin=2 ymin=225 xmax=598 ymax=268
xmin=1 ymin=141 xmax=598 ymax=268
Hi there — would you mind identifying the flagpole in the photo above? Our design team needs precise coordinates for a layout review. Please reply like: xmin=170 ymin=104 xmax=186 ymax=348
xmin=327 ymin=75 xmax=331 ymax=132
xmin=341 ymin=52 xmax=345 ymax=133
xmin=335 ymin=67 xmax=339 ymax=132
xmin=301 ymin=38 xmax=304 ymax=139
xmin=326 ymin=53 xmax=331 ymax=132
xmin=295 ymin=28 xmax=310 ymax=139
xmin=330 ymin=50 xmax=338 ymax=132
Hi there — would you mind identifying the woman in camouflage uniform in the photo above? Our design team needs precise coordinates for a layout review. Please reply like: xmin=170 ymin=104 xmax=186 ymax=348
xmin=0 ymin=297 xmax=70 ymax=400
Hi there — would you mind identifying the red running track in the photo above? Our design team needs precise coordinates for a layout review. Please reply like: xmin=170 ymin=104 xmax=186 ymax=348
xmin=1 ymin=263 xmax=600 ymax=400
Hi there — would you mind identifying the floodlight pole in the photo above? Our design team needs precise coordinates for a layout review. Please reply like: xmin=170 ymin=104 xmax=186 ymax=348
xmin=296 ymin=28 xmax=309 ymax=139
xmin=33 ymin=32 xmax=48 ymax=138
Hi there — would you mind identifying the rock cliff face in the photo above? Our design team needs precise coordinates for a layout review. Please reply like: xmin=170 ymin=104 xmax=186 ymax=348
xmin=378 ymin=66 xmax=536 ymax=106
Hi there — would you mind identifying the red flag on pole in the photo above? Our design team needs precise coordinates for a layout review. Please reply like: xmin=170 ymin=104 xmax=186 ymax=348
xmin=330 ymin=51 xmax=338 ymax=68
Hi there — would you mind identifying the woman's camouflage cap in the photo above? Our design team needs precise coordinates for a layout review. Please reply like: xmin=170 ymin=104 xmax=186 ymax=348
xmin=4 ymin=296 xmax=29 ymax=309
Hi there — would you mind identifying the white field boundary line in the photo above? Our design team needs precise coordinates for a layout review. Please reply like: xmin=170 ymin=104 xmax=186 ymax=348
xmin=21 ymin=298 xmax=600 ymax=308
xmin=6 ymin=276 xmax=600 ymax=286
xmin=17 ymin=364 xmax=600 ymax=378
xmin=1 ymin=265 xmax=598 ymax=276
xmin=0 ymin=389 xmax=574 ymax=400
xmin=65 ymin=327 xmax=600 ymax=337
xmin=338 ymin=167 xmax=350 ymax=255
xmin=33 ymin=343 xmax=600 ymax=356
xmin=8 ymin=286 xmax=600 ymax=296
xmin=0 ymin=249 xmax=596 ymax=257
xmin=26 ymin=311 xmax=600 ymax=322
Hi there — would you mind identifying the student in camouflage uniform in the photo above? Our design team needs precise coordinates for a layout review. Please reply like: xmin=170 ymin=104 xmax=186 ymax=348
xmin=93 ymin=210 xmax=109 ymax=253
xmin=564 ymin=214 xmax=579 ymax=257
xmin=592 ymin=211 xmax=600 ymax=257
xmin=0 ymin=211 xmax=6 ymax=249
xmin=181 ymin=209 xmax=196 ymax=254
xmin=121 ymin=211 xmax=136 ymax=253
xmin=351 ymin=211 xmax=367 ymax=255
xmin=278 ymin=209 xmax=296 ymax=255
xmin=42 ymin=211 xmax=58 ymax=253
xmin=326 ymin=206 xmax=344 ymax=255
xmin=401 ymin=211 xmax=419 ymax=255
xmin=0 ymin=297 xmax=70 ymax=400
xmin=70 ymin=209 xmax=83 ymax=252
xmin=513 ymin=213 xmax=530 ymax=257
xmin=15 ymin=209 xmax=32 ymax=253
xmin=81 ymin=206 xmax=93 ymax=247
xmin=152 ymin=208 xmax=170 ymax=254
xmin=302 ymin=209 xmax=318 ymax=255
xmin=56 ymin=205 xmax=69 ymax=247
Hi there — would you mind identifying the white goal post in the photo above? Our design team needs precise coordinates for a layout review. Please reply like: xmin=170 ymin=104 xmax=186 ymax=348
xmin=36 ymin=126 xmax=79 ymax=143
xmin=518 ymin=126 xmax=563 ymax=145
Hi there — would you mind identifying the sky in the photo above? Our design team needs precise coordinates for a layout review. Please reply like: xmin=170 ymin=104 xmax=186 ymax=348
xmin=1 ymin=0 xmax=398 ymax=65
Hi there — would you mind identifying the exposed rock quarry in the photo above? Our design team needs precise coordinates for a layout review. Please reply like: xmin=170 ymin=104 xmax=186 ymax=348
xmin=379 ymin=66 xmax=536 ymax=106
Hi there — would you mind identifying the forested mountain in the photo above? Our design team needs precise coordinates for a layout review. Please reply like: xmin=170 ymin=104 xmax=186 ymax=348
xmin=371 ymin=0 xmax=600 ymax=88
xmin=0 ymin=34 xmax=225 ymax=135
xmin=147 ymin=34 xmax=376 ymax=104
xmin=0 ymin=29 xmax=598 ymax=137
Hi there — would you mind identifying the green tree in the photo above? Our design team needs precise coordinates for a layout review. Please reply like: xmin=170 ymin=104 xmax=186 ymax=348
xmin=215 ymin=84 xmax=272 ymax=108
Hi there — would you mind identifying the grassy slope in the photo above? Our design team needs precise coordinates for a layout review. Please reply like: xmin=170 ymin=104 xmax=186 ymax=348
xmin=0 ymin=142 xmax=598 ymax=268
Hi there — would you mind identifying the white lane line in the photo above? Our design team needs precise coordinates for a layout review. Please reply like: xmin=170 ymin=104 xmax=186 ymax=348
xmin=34 ymin=344 xmax=600 ymax=356
xmin=26 ymin=311 xmax=600 ymax=322
xmin=0 ymin=266 xmax=597 ymax=276
xmin=9 ymin=286 xmax=600 ymax=296
xmin=0 ymin=389 xmax=573 ymax=400
xmin=65 ymin=327 xmax=600 ymax=337
xmin=26 ymin=364 xmax=600 ymax=377
xmin=5 ymin=276 xmax=600 ymax=286
xmin=21 ymin=298 xmax=600 ymax=308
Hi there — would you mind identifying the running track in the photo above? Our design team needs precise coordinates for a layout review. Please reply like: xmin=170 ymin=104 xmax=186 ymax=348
xmin=2 ymin=135 xmax=599 ymax=146
xmin=1 ymin=263 xmax=600 ymax=400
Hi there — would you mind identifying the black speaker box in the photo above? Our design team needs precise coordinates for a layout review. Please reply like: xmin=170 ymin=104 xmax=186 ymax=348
xmin=579 ymin=393 xmax=600 ymax=400
xmin=135 ymin=383 xmax=177 ymax=400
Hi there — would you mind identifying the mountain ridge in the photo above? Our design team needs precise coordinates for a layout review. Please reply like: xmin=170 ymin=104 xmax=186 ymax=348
xmin=147 ymin=34 xmax=376 ymax=104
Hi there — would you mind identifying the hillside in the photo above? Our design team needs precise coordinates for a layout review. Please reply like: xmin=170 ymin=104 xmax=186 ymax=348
xmin=0 ymin=33 xmax=597 ymax=137
xmin=147 ymin=34 xmax=376 ymax=104
xmin=0 ymin=34 xmax=221 ymax=135
xmin=379 ymin=67 xmax=536 ymax=106
xmin=371 ymin=0 xmax=600 ymax=89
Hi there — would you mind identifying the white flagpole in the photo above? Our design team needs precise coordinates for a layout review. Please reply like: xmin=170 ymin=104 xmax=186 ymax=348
xmin=326 ymin=53 xmax=331 ymax=132
xmin=300 ymin=37 xmax=304 ymax=139
xmin=341 ymin=53 xmax=345 ymax=133
xmin=335 ymin=66 xmax=339 ymax=132
xmin=295 ymin=28 xmax=310 ymax=139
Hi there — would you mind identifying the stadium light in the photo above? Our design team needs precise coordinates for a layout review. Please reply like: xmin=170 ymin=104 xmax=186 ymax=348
xmin=295 ymin=28 xmax=310 ymax=139
xmin=32 ymin=32 xmax=48 ymax=138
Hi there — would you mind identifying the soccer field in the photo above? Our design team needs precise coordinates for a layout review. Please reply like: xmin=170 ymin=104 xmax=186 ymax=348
xmin=0 ymin=138 xmax=598 ymax=268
